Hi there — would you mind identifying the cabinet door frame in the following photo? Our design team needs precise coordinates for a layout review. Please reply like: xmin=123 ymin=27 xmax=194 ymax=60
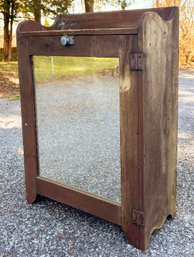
xmin=17 ymin=27 xmax=141 ymax=249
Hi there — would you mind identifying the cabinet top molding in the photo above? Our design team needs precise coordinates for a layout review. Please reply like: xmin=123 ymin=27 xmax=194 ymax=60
xmin=17 ymin=6 xmax=178 ymax=36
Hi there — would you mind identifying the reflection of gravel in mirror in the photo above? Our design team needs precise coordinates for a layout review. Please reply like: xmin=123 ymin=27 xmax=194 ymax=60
xmin=36 ymin=75 xmax=120 ymax=202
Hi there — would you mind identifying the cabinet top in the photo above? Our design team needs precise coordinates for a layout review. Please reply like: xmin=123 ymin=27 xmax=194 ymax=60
xmin=17 ymin=6 xmax=178 ymax=36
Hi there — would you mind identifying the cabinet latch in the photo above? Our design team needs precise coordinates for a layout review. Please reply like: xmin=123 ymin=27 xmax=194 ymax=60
xmin=130 ymin=53 xmax=144 ymax=70
xmin=132 ymin=209 xmax=145 ymax=226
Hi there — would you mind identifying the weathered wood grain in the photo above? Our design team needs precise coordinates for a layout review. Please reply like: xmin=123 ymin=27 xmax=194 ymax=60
xmin=17 ymin=7 xmax=179 ymax=251
xmin=137 ymin=9 xmax=179 ymax=250
xmin=56 ymin=7 xmax=176 ymax=29
xmin=28 ymin=35 xmax=120 ymax=57
xmin=119 ymin=34 xmax=140 ymax=249
xmin=37 ymin=177 xmax=122 ymax=225
xmin=17 ymin=36 xmax=38 ymax=203
xmin=20 ymin=27 xmax=138 ymax=36
xmin=16 ymin=7 xmax=176 ymax=33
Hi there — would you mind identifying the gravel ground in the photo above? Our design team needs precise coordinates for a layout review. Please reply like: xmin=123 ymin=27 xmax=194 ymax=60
xmin=0 ymin=70 xmax=194 ymax=256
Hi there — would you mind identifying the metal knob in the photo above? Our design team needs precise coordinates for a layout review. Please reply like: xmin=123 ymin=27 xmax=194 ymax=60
xmin=60 ymin=35 xmax=74 ymax=46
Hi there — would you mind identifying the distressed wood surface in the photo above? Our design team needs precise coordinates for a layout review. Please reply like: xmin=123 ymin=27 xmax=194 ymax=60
xmin=17 ymin=36 xmax=38 ymax=204
xmin=17 ymin=7 xmax=176 ymax=33
xmin=17 ymin=7 xmax=179 ymax=251
xmin=137 ymin=9 xmax=179 ymax=250
xmin=56 ymin=7 xmax=176 ymax=29
xmin=28 ymin=35 xmax=120 ymax=57
xmin=119 ymin=35 xmax=140 ymax=249
xmin=19 ymin=27 xmax=138 ymax=36
xmin=37 ymin=177 xmax=122 ymax=225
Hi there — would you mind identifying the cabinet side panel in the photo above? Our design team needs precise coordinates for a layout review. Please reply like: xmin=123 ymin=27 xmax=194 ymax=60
xmin=138 ymin=10 xmax=179 ymax=249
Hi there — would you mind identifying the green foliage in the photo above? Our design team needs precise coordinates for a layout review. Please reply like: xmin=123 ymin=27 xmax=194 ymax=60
xmin=0 ymin=47 xmax=17 ymax=61
xmin=0 ymin=61 xmax=18 ymax=72
xmin=21 ymin=0 xmax=73 ymax=20
xmin=33 ymin=56 xmax=118 ymax=83
xmin=0 ymin=0 xmax=23 ymax=21
xmin=0 ymin=57 xmax=118 ymax=84
xmin=11 ymin=47 xmax=17 ymax=61
xmin=9 ymin=94 xmax=20 ymax=100
xmin=46 ymin=0 xmax=73 ymax=16
xmin=19 ymin=0 xmax=42 ymax=20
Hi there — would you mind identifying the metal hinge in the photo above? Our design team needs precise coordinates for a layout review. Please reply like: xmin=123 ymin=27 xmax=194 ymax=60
xmin=132 ymin=209 xmax=145 ymax=227
xmin=129 ymin=53 xmax=145 ymax=70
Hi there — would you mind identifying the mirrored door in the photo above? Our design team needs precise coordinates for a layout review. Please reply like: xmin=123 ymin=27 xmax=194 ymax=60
xmin=34 ymin=56 xmax=121 ymax=202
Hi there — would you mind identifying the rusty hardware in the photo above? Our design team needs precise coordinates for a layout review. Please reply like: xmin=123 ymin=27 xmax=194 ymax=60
xmin=132 ymin=209 xmax=145 ymax=226
xmin=130 ymin=53 xmax=144 ymax=70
